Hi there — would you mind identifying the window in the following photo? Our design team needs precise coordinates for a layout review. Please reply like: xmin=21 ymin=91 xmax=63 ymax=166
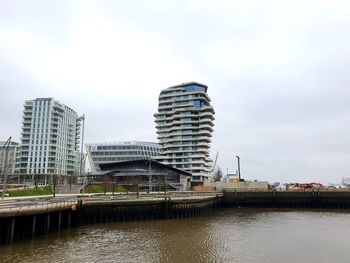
xmin=193 ymin=100 xmax=205 ymax=109
xmin=184 ymin=85 xmax=205 ymax=92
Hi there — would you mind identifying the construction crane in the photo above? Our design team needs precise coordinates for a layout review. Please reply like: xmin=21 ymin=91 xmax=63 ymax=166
xmin=1 ymin=136 xmax=12 ymax=199
xmin=212 ymin=151 xmax=219 ymax=171
xmin=210 ymin=151 xmax=219 ymax=181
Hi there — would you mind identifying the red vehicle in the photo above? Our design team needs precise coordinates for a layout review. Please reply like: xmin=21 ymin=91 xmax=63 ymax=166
xmin=299 ymin=182 xmax=324 ymax=189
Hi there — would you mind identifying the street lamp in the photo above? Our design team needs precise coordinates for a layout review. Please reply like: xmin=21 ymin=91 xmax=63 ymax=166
xmin=81 ymin=153 xmax=88 ymax=196
xmin=235 ymin=155 xmax=241 ymax=181
xmin=148 ymin=160 xmax=152 ymax=193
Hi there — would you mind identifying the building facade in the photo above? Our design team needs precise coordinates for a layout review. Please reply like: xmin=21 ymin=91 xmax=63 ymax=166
xmin=16 ymin=98 xmax=82 ymax=176
xmin=99 ymin=160 xmax=191 ymax=191
xmin=86 ymin=141 xmax=161 ymax=173
xmin=0 ymin=141 xmax=19 ymax=176
xmin=154 ymin=82 xmax=215 ymax=184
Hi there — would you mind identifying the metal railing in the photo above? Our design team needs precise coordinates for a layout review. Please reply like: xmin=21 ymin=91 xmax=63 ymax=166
xmin=0 ymin=197 xmax=78 ymax=214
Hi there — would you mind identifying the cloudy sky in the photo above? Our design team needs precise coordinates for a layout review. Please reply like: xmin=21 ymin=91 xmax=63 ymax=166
xmin=1 ymin=0 xmax=349 ymax=183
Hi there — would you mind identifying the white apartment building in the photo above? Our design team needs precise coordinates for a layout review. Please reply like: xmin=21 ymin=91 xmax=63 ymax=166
xmin=16 ymin=98 xmax=82 ymax=176
xmin=86 ymin=141 xmax=160 ymax=173
xmin=154 ymin=82 xmax=215 ymax=184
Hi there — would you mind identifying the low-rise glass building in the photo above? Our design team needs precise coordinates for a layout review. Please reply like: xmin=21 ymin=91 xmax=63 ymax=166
xmin=99 ymin=159 xmax=191 ymax=191
xmin=86 ymin=141 xmax=160 ymax=173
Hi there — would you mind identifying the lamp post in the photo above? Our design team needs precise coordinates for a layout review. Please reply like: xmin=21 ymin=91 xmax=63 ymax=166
xmin=53 ymin=174 xmax=56 ymax=197
xmin=81 ymin=153 xmax=88 ymax=196
xmin=148 ymin=160 xmax=152 ymax=193
xmin=235 ymin=155 xmax=241 ymax=181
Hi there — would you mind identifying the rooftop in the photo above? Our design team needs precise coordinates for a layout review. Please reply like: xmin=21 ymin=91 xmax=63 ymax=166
xmin=164 ymin=82 xmax=208 ymax=93
xmin=99 ymin=159 xmax=192 ymax=176
xmin=86 ymin=141 xmax=160 ymax=147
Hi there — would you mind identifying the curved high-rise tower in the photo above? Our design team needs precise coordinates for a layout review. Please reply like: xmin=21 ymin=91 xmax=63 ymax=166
xmin=154 ymin=82 xmax=215 ymax=184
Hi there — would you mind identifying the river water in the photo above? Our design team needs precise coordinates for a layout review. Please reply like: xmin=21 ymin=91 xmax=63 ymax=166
xmin=1 ymin=209 xmax=350 ymax=263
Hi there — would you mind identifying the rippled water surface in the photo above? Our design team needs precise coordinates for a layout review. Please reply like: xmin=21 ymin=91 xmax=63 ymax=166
xmin=1 ymin=209 xmax=350 ymax=263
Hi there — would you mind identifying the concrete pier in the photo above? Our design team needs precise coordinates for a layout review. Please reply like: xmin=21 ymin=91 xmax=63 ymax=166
xmin=0 ymin=193 xmax=222 ymax=245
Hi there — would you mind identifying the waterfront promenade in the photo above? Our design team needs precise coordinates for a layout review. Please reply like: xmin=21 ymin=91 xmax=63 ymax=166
xmin=0 ymin=192 xmax=222 ymax=245
xmin=0 ymin=192 xmax=220 ymax=216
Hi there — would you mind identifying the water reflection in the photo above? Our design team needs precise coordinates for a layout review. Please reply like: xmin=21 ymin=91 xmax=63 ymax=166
xmin=1 ymin=209 xmax=350 ymax=263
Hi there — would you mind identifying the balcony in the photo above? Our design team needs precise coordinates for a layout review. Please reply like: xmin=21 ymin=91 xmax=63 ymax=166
xmin=53 ymin=102 xmax=64 ymax=112
xmin=50 ymin=130 xmax=59 ymax=136
xmin=23 ymin=108 xmax=33 ymax=114
xmin=22 ymin=119 xmax=32 ymax=124
xmin=21 ymin=129 xmax=31 ymax=135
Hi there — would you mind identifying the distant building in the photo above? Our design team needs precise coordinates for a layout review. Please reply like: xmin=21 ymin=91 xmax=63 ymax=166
xmin=99 ymin=159 xmax=191 ymax=191
xmin=342 ymin=178 xmax=350 ymax=187
xmin=154 ymin=82 xmax=215 ymax=185
xmin=86 ymin=141 xmax=161 ymax=173
xmin=0 ymin=141 xmax=19 ymax=176
xmin=223 ymin=173 xmax=239 ymax=183
xmin=15 ymin=98 xmax=83 ymax=176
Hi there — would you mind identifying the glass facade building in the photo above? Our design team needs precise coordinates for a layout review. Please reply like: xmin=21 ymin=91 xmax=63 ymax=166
xmin=15 ymin=98 xmax=82 ymax=176
xmin=86 ymin=141 xmax=161 ymax=173
xmin=154 ymin=82 xmax=215 ymax=184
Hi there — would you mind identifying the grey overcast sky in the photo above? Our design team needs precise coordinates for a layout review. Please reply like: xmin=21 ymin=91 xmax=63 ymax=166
xmin=1 ymin=0 xmax=349 ymax=184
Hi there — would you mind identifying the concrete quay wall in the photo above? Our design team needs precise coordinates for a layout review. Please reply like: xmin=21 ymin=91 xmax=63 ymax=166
xmin=206 ymin=181 xmax=269 ymax=191
xmin=0 ymin=194 xmax=222 ymax=245
xmin=223 ymin=190 xmax=350 ymax=208
xmin=80 ymin=195 xmax=222 ymax=225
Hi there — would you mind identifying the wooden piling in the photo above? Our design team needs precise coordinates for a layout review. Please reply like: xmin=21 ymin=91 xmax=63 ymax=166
xmin=46 ymin=213 xmax=51 ymax=233
xmin=32 ymin=216 xmax=36 ymax=238
xmin=58 ymin=211 xmax=62 ymax=232
xmin=9 ymin=218 xmax=15 ymax=244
